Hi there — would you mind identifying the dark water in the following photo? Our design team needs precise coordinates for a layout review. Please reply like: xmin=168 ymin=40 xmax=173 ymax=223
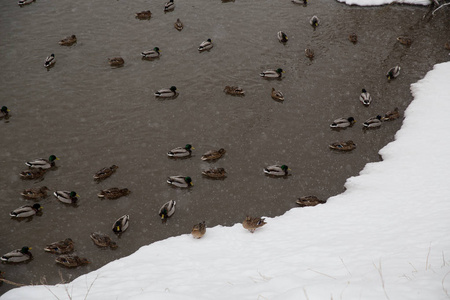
xmin=1 ymin=0 xmax=449 ymax=295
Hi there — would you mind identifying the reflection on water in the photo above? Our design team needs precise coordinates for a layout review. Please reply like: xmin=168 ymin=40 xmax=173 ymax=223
xmin=0 ymin=0 xmax=448 ymax=294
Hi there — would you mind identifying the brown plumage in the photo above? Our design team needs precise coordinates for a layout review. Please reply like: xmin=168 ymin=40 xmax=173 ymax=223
xmin=97 ymin=188 xmax=130 ymax=199
xmin=329 ymin=140 xmax=356 ymax=151
xmin=382 ymin=107 xmax=400 ymax=121
xmin=20 ymin=168 xmax=47 ymax=180
xmin=202 ymin=168 xmax=227 ymax=178
xmin=174 ymin=18 xmax=183 ymax=31
xmin=397 ymin=36 xmax=412 ymax=46
xmin=21 ymin=186 xmax=50 ymax=200
xmin=201 ymin=148 xmax=226 ymax=161
xmin=59 ymin=35 xmax=77 ymax=46
xmin=90 ymin=232 xmax=118 ymax=249
xmin=108 ymin=57 xmax=124 ymax=67
xmin=242 ymin=216 xmax=266 ymax=233
xmin=93 ymin=165 xmax=118 ymax=181
xmin=44 ymin=238 xmax=74 ymax=254
xmin=296 ymin=196 xmax=326 ymax=207
xmin=224 ymin=86 xmax=245 ymax=96
xmin=135 ymin=11 xmax=152 ymax=20
xmin=191 ymin=221 xmax=206 ymax=239
xmin=305 ymin=48 xmax=314 ymax=60
xmin=55 ymin=255 xmax=90 ymax=268
xmin=348 ymin=33 xmax=357 ymax=44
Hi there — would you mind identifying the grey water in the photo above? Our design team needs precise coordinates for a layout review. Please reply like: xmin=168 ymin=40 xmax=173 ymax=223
xmin=0 ymin=0 xmax=449 ymax=295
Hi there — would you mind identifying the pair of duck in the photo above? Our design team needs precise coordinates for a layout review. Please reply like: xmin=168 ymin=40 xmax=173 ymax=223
xmin=44 ymin=239 xmax=89 ymax=267
xmin=167 ymin=145 xmax=226 ymax=161
xmin=330 ymin=108 xmax=400 ymax=129
xmin=20 ymin=154 xmax=58 ymax=179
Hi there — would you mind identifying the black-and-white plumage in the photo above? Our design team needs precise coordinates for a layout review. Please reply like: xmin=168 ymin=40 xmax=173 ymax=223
xmin=359 ymin=89 xmax=372 ymax=106
xmin=363 ymin=115 xmax=383 ymax=128
xmin=167 ymin=176 xmax=193 ymax=188
xmin=386 ymin=65 xmax=401 ymax=81
xmin=198 ymin=39 xmax=213 ymax=52
xmin=159 ymin=200 xmax=176 ymax=221
xmin=112 ymin=215 xmax=130 ymax=234
xmin=44 ymin=54 xmax=56 ymax=68
xmin=330 ymin=117 xmax=355 ymax=128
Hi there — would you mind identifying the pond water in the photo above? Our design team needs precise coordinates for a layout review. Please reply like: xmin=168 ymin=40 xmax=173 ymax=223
xmin=0 ymin=0 xmax=448 ymax=295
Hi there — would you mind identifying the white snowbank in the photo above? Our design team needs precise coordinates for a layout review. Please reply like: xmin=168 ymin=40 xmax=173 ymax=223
xmin=2 ymin=57 xmax=450 ymax=299
xmin=337 ymin=0 xmax=431 ymax=6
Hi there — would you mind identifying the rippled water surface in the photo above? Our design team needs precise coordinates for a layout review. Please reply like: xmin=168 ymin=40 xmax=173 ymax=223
xmin=1 ymin=0 xmax=449 ymax=294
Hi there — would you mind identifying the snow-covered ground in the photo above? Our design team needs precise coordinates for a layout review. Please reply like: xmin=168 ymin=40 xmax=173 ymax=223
xmin=337 ymin=0 xmax=430 ymax=6
xmin=3 ymin=62 xmax=450 ymax=299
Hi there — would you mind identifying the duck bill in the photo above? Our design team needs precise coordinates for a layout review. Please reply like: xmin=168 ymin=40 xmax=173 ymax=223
xmin=161 ymin=214 xmax=165 ymax=219
xmin=190 ymin=182 xmax=194 ymax=186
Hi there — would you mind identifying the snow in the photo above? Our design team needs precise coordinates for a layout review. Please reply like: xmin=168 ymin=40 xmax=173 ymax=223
xmin=2 ymin=56 xmax=450 ymax=299
xmin=337 ymin=0 xmax=431 ymax=6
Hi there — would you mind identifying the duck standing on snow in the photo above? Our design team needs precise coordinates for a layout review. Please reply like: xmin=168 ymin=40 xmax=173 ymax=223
xmin=55 ymin=255 xmax=90 ymax=268
xmin=260 ymin=68 xmax=284 ymax=78
xmin=44 ymin=238 xmax=74 ymax=254
xmin=264 ymin=165 xmax=290 ymax=176
xmin=277 ymin=31 xmax=288 ymax=43
xmin=201 ymin=148 xmax=226 ymax=161
xmin=382 ymin=107 xmax=400 ymax=121
xmin=21 ymin=186 xmax=50 ymax=200
xmin=44 ymin=54 xmax=56 ymax=68
xmin=159 ymin=200 xmax=176 ymax=221
xmin=310 ymin=15 xmax=319 ymax=29
xmin=54 ymin=191 xmax=79 ymax=204
xmin=363 ymin=115 xmax=382 ymax=128
xmin=59 ymin=35 xmax=77 ymax=46
xmin=191 ymin=221 xmax=206 ymax=238
xmin=10 ymin=203 xmax=42 ymax=218
xmin=330 ymin=117 xmax=355 ymax=128
xmin=97 ymin=188 xmax=130 ymax=200
xmin=198 ymin=39 xmax=213 ymax=52
xmin=1 ymin=247 xmax=32 ymax=263
xmin=167 ymin=144 xmax=194 ymax=158
xmin=155 ymin=86 xmax=178 ymax=98
xmin=164 ymin=0 xmax=175 ymax=12
xmin=141 ymin=47 xmax=161 ymax=59
xmin=167 ymin=176 xmax=193 ymax=188
xmin=26 ymin=155 xmax=58 ymax=169
xmin=174 ymin=18 xmax=183 ymax=31
xmin=386 ymin=65 xmax=400 ymax=81
xmin=329 ymin=140 xmax=356 ymax=151
xmin=90 ymin=232 xmax=118 ymax=249
xmin=112 ymin=215 xmax=130 ymax=234
xmin=93 ymin=165 xmax=118 ymax=181
xmin=359 ymin=89 xmax=372 ymax=106
xmin=271 ymin=88 xmax=284 ymax=101
xmin=243 ymin=216 xmax=266 ymax=233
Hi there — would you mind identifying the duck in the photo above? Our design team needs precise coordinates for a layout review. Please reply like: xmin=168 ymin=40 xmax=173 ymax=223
xmin=20 ymin=168 xmax=47 ymax=180
xmin=155 ymin=86 xmax=178 ymax=98
xmin=277 ymin=31 xmax=288 ymax=43
xmin=386 ymin=65 xmax=400 ymax=81
xmin=201 ymin=148 xmax=226 ymax=161
xmin=1 ymin=247 xmax=32 ymax=263
xmin=18 ymin=0 xmax=35 ymax=6
xmin=167 ymin=176 xmax=193 ymax=188
xmin=263 ymin=164 xmax=290 ymax=176
xmin=382 ymin=107 xmax=400 ymax=121
xmin=445 ymin=42 xmax=450 ymax=50
xmin=363 ymin=115 xmax=382 ymax=128
xmin=174 ymin=18 xmax=183 ymax=31
xmin=296 ymin=196 xmax=327 ymax=207
xmin=55 ymin=255 xmax=90 ymax=268
xmin=224 ymin=86 xmax=245 ymax=96
xmin=21 ymin=186 xmax=50 ymax=200
xmin=397 ymin=36 xmax=412 ymax=46
xmin=44 ymin=54 xmax=56 ymax=68
xmin=159 ymin=200 xmax=176 ymax=221
xmin=202 ymin=168 xmax=227 ymax=178
xmin=135 ymin=10 xmax=152 ymax=20
xmin=10 ymin=203 xmax=42 ymax=218
xmin=108 ymin=57 xmax=124 ymax=67
xmin=112 ymin=215 xmax=130 ymax=234
xmin=310 ymin=15 xmax=319 ymax=28
xmin=26 ymin=155 xmax=58 ymax=169
xmin=329 ymin=140 xmax=356 ymax=151
xmin=167 ymin=144 xmax=194 ymax=158
xmin=291 ymin=0 xmax=307 ymax=5
xmin=1 ymin=106 xmax=10 ymax=118
xmin=164 ymin=0 xmax=175 ymax=12
xmin=349 ymin=33 xmax=358 ymax=44
xmin=141 ymin=47 xmax=161 ymax=59
xmin=330 ymin=117 xmax=355 ymax=128
xmin=90 ymin=232 xmax=118 ymax=249
xmin=44 ymin=238 xmax=74 ymax=254
xmin=59 ymin=35 xmax=77 ymax=46
xmin=54 ymin=191 xmax=79 ymax=204
xmin=97 ymin=188 xmax=130 ymax=199
xmin=93 ymin=165 xmax=118 ymax=181
xmin=271 ymin=88 xmax=284 ymax=101
xmin=191 ymin=221 xmax=206 ymax=239
xmin=305 ymin=48 xmax=314 ymax=60
xmin=359 ymin=89 xmax=372 ymax=106
xmin=242 ymin=216 xmax=266 ymax=233
xmin=198 ymin=39 xmax=213 ymax=52
xmin=260 ymin=68 xmax=283 ymax=78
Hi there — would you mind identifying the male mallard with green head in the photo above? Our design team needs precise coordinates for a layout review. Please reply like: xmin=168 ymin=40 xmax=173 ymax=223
xmin=330 ymin=117 xmax=355 ymax=128
xmin=1 ymin=247 xmax=32 ymax=263
xmin=386 ymin=65 xmax=400 ymax=81
xmin=277 ymin=31 xmax=288 ymax=43
xmin=260 ymin=68 xmax=283 ymax=78
xmin=167 ymin=144 xmax=194 ymax=158
xmin=44 ymin=238 xmax=74 ymax=254
xmin=359 ymin=89 xmax=372 ymax=106
xmin=198 ymin=39 xmax=213 ymax=52
xmin=363 ymin=115 xmax=382 ymax=128
xmin=167 ymin=176 xmax=193 ymax=188
xmin=10 ymin=203 xmax=42 ymax=218
xmin=264 ymin=164 xmax=290 ymax=176
xmin=155 ymin=86 xmax=178 ymax=98
xmin=18 ymin=0 xmax=35 ymax=7
xmin=112 ymin=215 xmax=130 ymax=234
xmin=54 ymin=191 xmax=79 ymax=204
xmin=159 ymin=200 xmax=176 ymax=222
xmin=44 ymin=54 xmax=56 ymax=68
xmin=26 ymin=155 xmax=58 ymax=169
xmin=310 ymin=15 xmax=319 ymax=29
xmin=164 ymin=0 xmax=175 ymax=12
xmin=141 ymin=47 xmax=161 ymax=59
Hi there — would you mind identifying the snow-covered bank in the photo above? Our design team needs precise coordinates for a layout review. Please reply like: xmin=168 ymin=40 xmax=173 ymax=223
xmin=337 ymin=0 xmax=431 ymax=6
xmin=2 ymin=56 xmax=450 ymax=298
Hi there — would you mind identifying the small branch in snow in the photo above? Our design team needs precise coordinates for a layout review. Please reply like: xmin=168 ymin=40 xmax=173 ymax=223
xmin=373 ymin=260 xmax=390 ymax=300
xmin=432 ymin=2 xmax=450 ymax=15
xmin=442 ymin=271 xmax=450 ymax=299
xmin=307 ymin=268 xmax=337 ymax=280
xmin=303 ymin=287 xmax=310 ymax=300
xmin=426 ymin=243 xmax=431 ymax=271
xmin=340 ymin=257 xmax=352 ymax=276
xmin=0 ymin=278 xmax=26 ymax=287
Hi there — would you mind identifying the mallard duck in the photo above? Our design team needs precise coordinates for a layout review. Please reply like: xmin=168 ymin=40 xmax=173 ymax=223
xmin=164 ymin=0 xmax=175 ymax=11
xmin=26 ymin=155 xmax=58 ymax=169
xmin=264 ymin=165 xmax=290 ymax=176
xmin=167 ymin=144 xmax=194 ymax=158
xmin=90 ymin=232 xmax=118 ymax=249
xmin=243 ymin=216 xmax=266 ymax=233
xmin=201 ymin=148 xmax=226 ymax=161
xmin=108 ymin=57 xmax=124 ymax=67
xmin=174 ymin=18 xmax=183 ymax=31
xmin=1 ymin=247 xmax=32 ymax=263
xmin=159 ymin=200 xmax=176 ymax=221
xmin=386 ymin=65 xmax=400 ymax=81
xmin=291 ymin=0 xmax=307 ymax=5
xmin=18 ymin=0 xmax=35 ymax=7
xmin=59 ymin=35 xmax=77 ymax=46
xmin=155 ymin=86 xmax=178 ymax=98
xmin=1 ymin=106 xmax=10 ymax=118
xmin=135 ymin=10 xmax=152 ymax=20
xmin=20 ymin=168 xmax=47 ymax=180
xmin=10 ymin=203 xmax=42 ymax=218
xmin=271 ymin=88 xmax=284 ymax=101
xmin=310 ymin=15 xmax=319 ymax=28
xmin=296 ymin=196 xmax=326 ymax=207
xmin=329 ymin=140 xmax=356 ymax=151
xmin=359 ymin=89 xmax=372 ymax=106
xmin=277 ymin=31 xmax=288 ymax=43
xmin=224 ymin=86 xmax=245 ymax=96
xmin=93 ymin=165 xmax=118 ymax=180
xmin=141 ymin=47 xmax=161 ymax=59
xmin=349 ymin=33 xmax=358 ymax=44
xmin=198 ymin=39 xmax=213 ymax=52
xmin=191 ymin=221 xmax=206 ymax=239
xmin=397 ymin=36 xmax=412 ymax=46
xmin=44 ymin=238 xmax=74 ymax=254
xmin=21 ymin=186 xmax=50 ymax=200
xmin=55 ymin=255 xmax=90 ymax=268
xmin=202 ymin=168 xmax=227 ymax=178
xmin=330 ymin=117 xmax=355 ymax=128
xmin=54 ymin=191 xmax=79 ymax=204
xmin=97 ymin=188 xmax=130 ymax=199
xmin=112 ymin=215 xmax=130 ymax=234
xmin=167 ymin=176 xmax=193 ymax=188
xmin=363 ymin=115 xmax=382 ymax=128
xmin=305 ymin=48 xmax=314 ymax=60
xmin=44 ymin=54 xmax=56 ymax=68
xmin=260 ymin=68 xmax=283 ymax=78
xmin=382 ymin=107 xmax=400 ymax=121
